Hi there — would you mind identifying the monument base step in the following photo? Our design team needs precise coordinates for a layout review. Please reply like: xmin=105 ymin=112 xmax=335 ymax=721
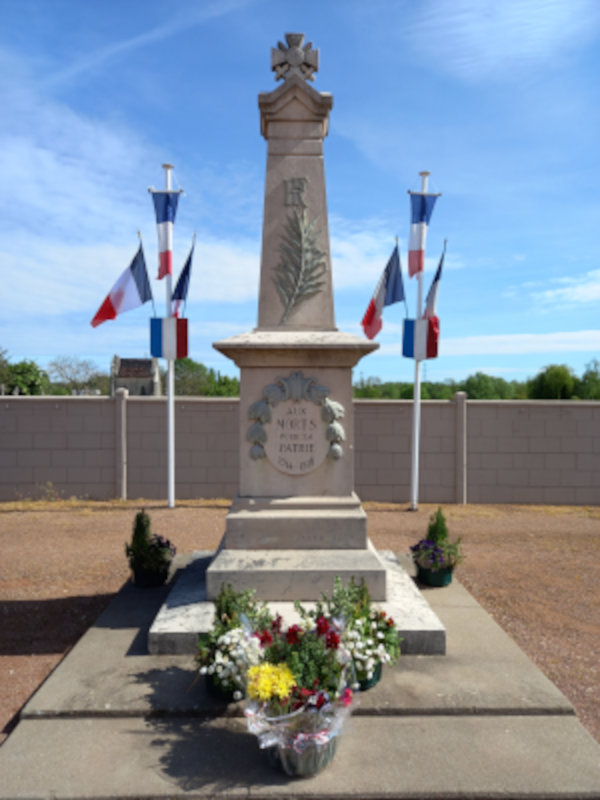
xmin=222 ymin=493 xmax=367 ymax=549
xmin=206 ymin=540 xmax=387 ymax=600
xmin=148 ymin=550 xmax=446 ymax=656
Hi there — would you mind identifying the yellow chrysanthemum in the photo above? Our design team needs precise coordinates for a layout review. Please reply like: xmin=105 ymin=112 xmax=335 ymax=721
xmin=247 ymin=663 xmax=295 ymax=701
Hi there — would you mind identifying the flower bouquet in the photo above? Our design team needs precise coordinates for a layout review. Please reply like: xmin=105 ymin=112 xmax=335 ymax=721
xmin=196 ymin=584 xmax=272 ymax=701
xmin=306 ymin=577 xmax=401 ymax=690
xmin=244 ymin=613 xmax=354 ymax=777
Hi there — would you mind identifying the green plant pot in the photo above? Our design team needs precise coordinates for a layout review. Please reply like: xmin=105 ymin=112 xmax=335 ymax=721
xmin=132 ymin=565 xmax=169 ymax=588
xmin=417 ymin=565 xmax=453 ymax=587
xmin=358 ymin=661 xmax=383 ymax=691
xmin=266 ymin=735 xmax=338 ymax=777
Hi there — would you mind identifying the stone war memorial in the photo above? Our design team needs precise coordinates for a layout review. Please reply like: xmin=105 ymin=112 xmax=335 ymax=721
xmin=3 ymin=32 xmax=600 ymax=800
xmin=149 ymin=33 xmax=445 ymax=655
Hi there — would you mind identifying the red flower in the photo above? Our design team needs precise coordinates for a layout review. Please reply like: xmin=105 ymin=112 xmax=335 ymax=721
xmin=316 ymin=616 xmax=330 ymax=635
xmin=256 ymin=629 xmax=273 ymax=647
xmin=326 ymin=630 xmax=340 ymax=649
xmin=271 ymin=614 xmax=282 ymax=633
xmin=286 ymin=624 xmax=302 ymax=645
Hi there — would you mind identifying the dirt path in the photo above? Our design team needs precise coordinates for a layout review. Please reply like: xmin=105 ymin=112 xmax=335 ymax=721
xmin=1 ymin=499 xmax=598 ymax=745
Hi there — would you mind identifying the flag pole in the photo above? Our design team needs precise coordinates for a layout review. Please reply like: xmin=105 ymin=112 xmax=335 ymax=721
xmin=163 ymin=163 xmax=176 ymax=509
xmin=409 ymin=170 xmax=430 ymax=511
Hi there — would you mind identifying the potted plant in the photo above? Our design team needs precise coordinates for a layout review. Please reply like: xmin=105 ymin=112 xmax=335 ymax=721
xmin=125 ymin=509 xmax=176 ymax=588
xmin=244 ymin=613 xmax=354 ymax=777
xmin=410 ymin=506 xmax=464 ymax=587
xmin=196 ymin=583 xmax=273 ymax=702
xmin=305 ymin=577 xmax=401 ymax=690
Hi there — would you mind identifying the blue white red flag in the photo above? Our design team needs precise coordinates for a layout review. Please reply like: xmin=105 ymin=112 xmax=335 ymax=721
xmin=423 ymin=242 xmax=446 ymax=319
xmin=150 ymin=317 xmax=188 ymax=360
xmin=408 ymin=193 xmax=438 ymax=277
xmin=171 ymin=241 xmax=194 ymax=317
xmin=361 ymin=245 xmax=405 ymax=340
xmin=91 ymin=245 xmax=152 ymax=327
xmin=402 ymin=317 xmax=439 ymax=361
xmin=151 ymin=191 xmax=180 ymax=279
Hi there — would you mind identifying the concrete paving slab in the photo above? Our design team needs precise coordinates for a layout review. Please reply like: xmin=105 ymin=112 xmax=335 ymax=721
xmin=2 ymin=715 xmax=600 ymax=799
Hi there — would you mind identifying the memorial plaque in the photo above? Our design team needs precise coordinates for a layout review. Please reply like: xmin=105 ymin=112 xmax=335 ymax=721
xmin=264 ymin=400 xmax=329 ymax=475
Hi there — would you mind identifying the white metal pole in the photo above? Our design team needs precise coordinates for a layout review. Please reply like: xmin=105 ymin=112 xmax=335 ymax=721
xmin=163 ymin=163 xmax=175 ymax=509
xmin=409 ymin=171 xmax=430 ymax=511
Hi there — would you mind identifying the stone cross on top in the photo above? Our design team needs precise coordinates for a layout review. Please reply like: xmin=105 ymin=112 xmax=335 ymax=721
xmin=271 ymin=33 xmax=319 ymax=82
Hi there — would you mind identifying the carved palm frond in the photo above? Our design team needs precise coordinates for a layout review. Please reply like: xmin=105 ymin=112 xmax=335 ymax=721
xmin=273 ymin=210 xmax=327 ymax=325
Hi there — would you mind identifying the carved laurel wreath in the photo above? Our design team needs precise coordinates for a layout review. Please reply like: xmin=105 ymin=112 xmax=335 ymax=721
xmin=273 ymin=210 xmax=327 ymax=325
xmin=247 ymin=371 xmax=345 ymax=462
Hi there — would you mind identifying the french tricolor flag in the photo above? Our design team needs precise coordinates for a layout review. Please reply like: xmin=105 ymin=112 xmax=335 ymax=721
xmin=402 ymin=317 xmax=439 ymax=361
xmin=361 ymin=245 xmax=405 ymax=340
xmin=90 ymin=245 xmax=153 ymax=328
xmin=408 ymin=193 xmax=438 ymax=277
xmin=150 ymin=317 xmax=188 ymax=360
xmin=151 ymin=192 xmax=180 ymax=280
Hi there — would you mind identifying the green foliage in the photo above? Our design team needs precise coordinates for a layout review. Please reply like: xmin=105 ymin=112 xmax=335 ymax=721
xmin=411 ymin=507 xmax=464 ymax=572
xmin=528 ymin=364 xmax=576 ymax=399
xmin=426 ymin=506 xmax=449 ymax=544
xmin=174 ymin=357 xmax=239 ymax=396
xmin=6 ymin=360 xmax=50 ymax=395
xmin=125 ymin=509 xmax=175 ymax=572
xmin=575 ymin=360 xmax=600 ymax=400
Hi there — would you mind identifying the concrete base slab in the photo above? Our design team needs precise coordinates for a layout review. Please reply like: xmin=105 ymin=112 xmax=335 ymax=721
xmin=222 ymin=494 xmax=368 ymax=549
xmin=2 ymin=715 xmax=600 ymax=799
xmin=206 ymin=540 xmax=388 ymax=600
xmin=148 ymin=550 xmax=445 ymax=655
xmin=5 ymin=556 xmax=600 ymax=800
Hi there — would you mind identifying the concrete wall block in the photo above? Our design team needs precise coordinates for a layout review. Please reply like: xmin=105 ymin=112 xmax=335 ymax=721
xmin=33 ymin=432 xmax=68 ymax=450
xmin=497 ymin=468 xmax=529 ymax=486
xmin=359 ymin=452 xmax=395 ymax=470
xmin=529 ymin=437 xmax=561 ymax=453
xmin=2 ymin=432 xmax=33 ymax=449
xmin=542 ymin=486 xmax=576 ymax=504
xmin=560 ymin=437 xmax=593 ymax=454
xmin=83 ymin=449 xmax=114 ymax=468
xmin=66 ymin=433 xmax=105 ymax=451
xmin=469 ymin=437 xmax=498 ymax=454
xmin=376 ymin=434 xmax=403 ymax=453
xmin=544 ymin=453 xmax=576 ymax=471
xmin=467 ymin=469 xmax=498 ymax=486
xmin=17 ymin=450 xmax=51 ymax=467
xmin=355 ymin=468 xmax=377 ymax=487
xmin=0 ymin=451 xmax=17 ymax=467
xmin=497 ymin=437 xmax=530 ymax=454
xmin=52 ymin=450 xmax=85 ymax=467
xmin=577 ymin=453 xmax=600 ymax=472
xmin=17 ymin=414 xmax=55 ymax=433
xmin=421 ymin=485 xmax=454 ymax=503
xmin=529 ymin=469 xmax=562 ymax=487
xmin=575 ymin=486 xmax=600 ymax=504
xmin=514 ymin=453 xmax=545 ymax=470
xmin=83 ymin=412 xmax=114 ymax=433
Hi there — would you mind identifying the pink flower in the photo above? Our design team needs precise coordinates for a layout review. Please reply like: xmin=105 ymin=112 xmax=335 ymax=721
xmin=340 ymin=687 xmax=353 ymax=707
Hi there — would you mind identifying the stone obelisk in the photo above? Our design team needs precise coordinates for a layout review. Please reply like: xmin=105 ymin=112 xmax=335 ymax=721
xmin=207 ymin=33 xmax=385 ymax=600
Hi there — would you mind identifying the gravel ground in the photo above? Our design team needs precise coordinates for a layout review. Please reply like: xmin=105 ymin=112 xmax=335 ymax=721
xmin=0 ymin=499 xmax=598 ymax=746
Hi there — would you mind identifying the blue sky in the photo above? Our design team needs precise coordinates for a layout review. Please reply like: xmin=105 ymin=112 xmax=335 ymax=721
xmin=1 ymin=0 xmax=599 ymax=385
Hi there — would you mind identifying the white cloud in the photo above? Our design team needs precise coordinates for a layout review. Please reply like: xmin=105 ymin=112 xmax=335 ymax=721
xmin=406 ymin=0 xmax=600 ymax=83
xmin=533 ymin=270 xmax=600 ymax=306
xmin=440 ymin=330 xmax=600 ymax=356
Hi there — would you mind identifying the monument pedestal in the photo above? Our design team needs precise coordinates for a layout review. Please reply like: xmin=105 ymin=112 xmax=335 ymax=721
xmin=207 ymin=330 xmax=383 ymax=601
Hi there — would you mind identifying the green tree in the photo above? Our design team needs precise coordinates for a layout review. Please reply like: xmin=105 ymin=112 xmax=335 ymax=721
xmin=7 ymin=360 xmax=50 ymax=395
xmin=0 ymin=348 xmax=10 ymax=389
xmin=575 ymin=359 xmax=600 ymax=400
xmin=528 ymin=364 xmax=576 ymax=399
xmin=174 ymin=357 xmax=239 ymax=396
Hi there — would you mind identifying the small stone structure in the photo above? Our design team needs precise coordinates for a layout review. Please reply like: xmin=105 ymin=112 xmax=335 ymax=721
xmin=207 ymin=33 xmax=386 ymax=602
xmin=110 ymin=356 xmax=161 ymax=397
